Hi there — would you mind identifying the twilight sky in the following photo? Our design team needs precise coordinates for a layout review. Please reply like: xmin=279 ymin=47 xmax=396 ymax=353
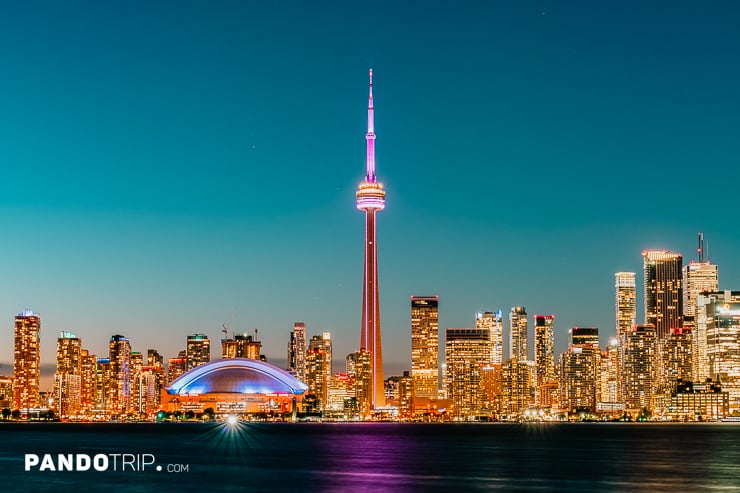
xmin=1 ymin=1 xmax=739 ymax=386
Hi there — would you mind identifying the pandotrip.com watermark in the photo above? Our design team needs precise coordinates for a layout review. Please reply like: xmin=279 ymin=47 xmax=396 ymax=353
xmin=24 ymin=453 xmax=190 ymax=473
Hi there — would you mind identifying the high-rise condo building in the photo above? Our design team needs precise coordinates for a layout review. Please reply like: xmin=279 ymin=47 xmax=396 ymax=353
xmin=108 ymin=334 xmax=132 ymax=416
xmin=658 ymin=328 xmax=693 ymax=393
xmin=615 ymin=272 xmax=636 ymax=407
xmin=356 ymin=69 xmax=386 ymax=408
xmin=306 ymin=333 xmax=333 ymax=410
xmin=186 ymin=334 xmax=211 ymax=370
xmin=700 ymin=291 xmax=740 ymax=410
xmin=411 ymin=296 xmax=439 ymax=400
xmin=615 ymin=272 xmax=637 ymax=339
xmin=624 ymin=324 xmax=657 ymax=411
xmin=643 ymin=250 xmax=683 ymax=340
xmin=445 ymin=328 xmax=489 ymax=419
xmin=80 ymin=349 xmax=96 ymax=413
xmin=477 ymin=310 xmax=503 ymax=365
xmin=398 ymin=371 xmax=414 ymax=420
xmin=509 ymin=306 xmax=528 ymax=361
xmin=93 ymin=358 xmax=111 ymax=414
xmin=500 ymin=359 xmax=534 ymax=416
xmin=534 ymin=315 xmax=555 ymax=406
xmin=352 ymin=349 xmax=372 ymax=419
xmin=54 ymin=331 xmax=82 ymax=417
xmin=559 ymin=345 xmax=599 ymax=414
xmin=13 ymin=309 xmax=41 ymax=410
xmin=600 ymin=338 xmax=621 ymax=405
xmin=683 ymin=233 xmax=719 ymax=321
xmin=288 ymin=322 xmax=307 ymax=382
xmin=221 ymin=333 xmax=262 ymax=360
xmin=167 ymin=351 xmax=188 ymax=385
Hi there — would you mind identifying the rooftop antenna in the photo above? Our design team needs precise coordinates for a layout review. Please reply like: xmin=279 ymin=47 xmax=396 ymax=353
xmin=698 ymin=232 xmax=704 ymax=262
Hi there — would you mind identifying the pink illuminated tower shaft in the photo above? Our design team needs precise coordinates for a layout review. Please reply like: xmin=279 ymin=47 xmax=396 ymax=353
xmin=356 ymin=69 xmax=386 ymax=408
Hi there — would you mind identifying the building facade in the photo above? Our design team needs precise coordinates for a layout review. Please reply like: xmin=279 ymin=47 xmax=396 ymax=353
xmin=624 ymin=324 xmax=657 ymax=411
xmin=534 ymin=315 xmax=555 ymax=407
xmin=186 ymin=334 xmax=210 ymax=370
xmin=108 ymin=335 xmax=132 ymax=416
xmin=509 ymin=306 xmax=528 ymax=361
xmin=446 ymin=328 xmax=489 ymax=419
xmin=13 ymin=309 xmax=41 ymax=411
xmin=643 ymin=250 xmax=683 ymax=340
xmin=288 ymin=322 xmax=307 ymax=383
xmin=477 ymin=310 xmax=504 ymax=365
xmin=701 ymin=291 xmax=740 ymax=410
xmin=411 ymin=296 xmax=439 ymax=400
xmin=54 ymin=331 xmax=82 ymax=417
xmin=559 ymin=345 xmax=599 ymax=414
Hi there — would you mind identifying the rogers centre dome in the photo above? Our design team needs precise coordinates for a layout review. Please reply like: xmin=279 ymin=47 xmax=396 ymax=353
xmin=161 ymin=358 xmax=308 ymax=416
xmin=167 ymin=358 xmax=308 ymax=396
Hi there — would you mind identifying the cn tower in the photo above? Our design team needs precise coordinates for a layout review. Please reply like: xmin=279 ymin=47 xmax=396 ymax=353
xmin=356 ymin=68 xmax=386 ymax=408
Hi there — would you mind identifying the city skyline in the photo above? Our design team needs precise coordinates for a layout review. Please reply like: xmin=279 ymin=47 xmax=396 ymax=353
xmin=2 ymin=2 xmax=740 ymax=384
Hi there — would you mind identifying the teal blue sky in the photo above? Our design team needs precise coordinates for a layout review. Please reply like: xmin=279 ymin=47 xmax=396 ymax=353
xmin=1 ymin=1 xmax=739 ymax=384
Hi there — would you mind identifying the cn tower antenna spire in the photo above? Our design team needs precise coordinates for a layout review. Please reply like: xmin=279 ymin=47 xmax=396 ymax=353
xmin=366 ymin=68 xmax=376 ymax=182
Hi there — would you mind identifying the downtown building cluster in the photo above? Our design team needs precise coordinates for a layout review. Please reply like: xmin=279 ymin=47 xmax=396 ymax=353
xmin=3 ymin=321 xmax=275 ymax=419
xmin=402 ymin=236 xmax=738 ymax=422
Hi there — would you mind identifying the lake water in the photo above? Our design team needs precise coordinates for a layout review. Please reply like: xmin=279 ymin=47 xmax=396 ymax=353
xmin=1 ymin=422 xmax=739 ymax=492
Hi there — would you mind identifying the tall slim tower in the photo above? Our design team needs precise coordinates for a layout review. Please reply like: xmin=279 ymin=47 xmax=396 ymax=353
xmin=615 ymin=272 xmax=637 ymax=340
xmin=54 ymin=331 xmax=82 ymax=417
xmin=476 ymin=310 xmax=504 ymax=365
xmin=13 ymin=309 xmax=41 ymax=410
xmin=509 ymin=306 xmax=528 ymax=361
xmin=288 ymin=322 xmax=307 ymax=382
xmin=534 ymin=315 xmax=555 ymax=405
xmin=683 ymin=234 xmax=718 ymax=321
xmin=643 ymin=250 xmax=683 ymax=340
xmin=108 ymin=334 xmax=132 ymax=416
xmin=356 ymin=68 xmax=386 ymax=408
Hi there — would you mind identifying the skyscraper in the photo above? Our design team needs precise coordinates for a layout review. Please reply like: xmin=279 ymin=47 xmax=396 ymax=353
xmin=559 ymin=345 xmax=599 ymax=414
xmin=643 ymin=250 xmax=683 ymax=340
xmin=356 ymin=69 xmax=386 ymax=408
xmin=534 ymin=315 xmax=555 ymax=406
xmin=54 ymin=331 xmax=82 ymax=417
xmin=80 ymin=349 xmax=96 ymax=413
xmin=500 ymin=359 xmax=534 ymax=416
xmin=411 ymin=296 xmax=439 ymax=400
xmin=477 ymin=310 xmax=504 ymax=365
xmin=13 ymin=309 xmax=41 ymax=410
xmin=701 ymin=290 xmax=740 ymax=410
xmin=186 ymin=334 xmax=211 ymax=370
xmin=624 ymin=324 xmax=657 ymax=411
xmin=445 ymin=328 xmax=489 ymax=419
xmin=509 ymin=306 xmax=528 ymax=361
xmin=683 ymin=234 xmax=719 ymax=321
xmin=658 ymin=328 xmax=693 ymax=393
xmin=615 ymin=272 xmax=636 ymax=408
xmin=353 ymin=349 xmax=372 ymax=419
xmin=306 ymin=333 xmax=333 ymax=410
xmin=288 ymin=322 xmax=307 ymax=382
xmin=221 ymin=333 xmax=262 ymax=360
xmin=615 ymin=272 xmax=637 ymax=340
xmin=108 ymin=334 xmax=132 ymax=416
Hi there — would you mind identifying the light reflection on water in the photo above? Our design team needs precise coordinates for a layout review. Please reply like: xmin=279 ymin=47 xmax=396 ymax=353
xmin=1 ymin=423 xmax=739 ymax=492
